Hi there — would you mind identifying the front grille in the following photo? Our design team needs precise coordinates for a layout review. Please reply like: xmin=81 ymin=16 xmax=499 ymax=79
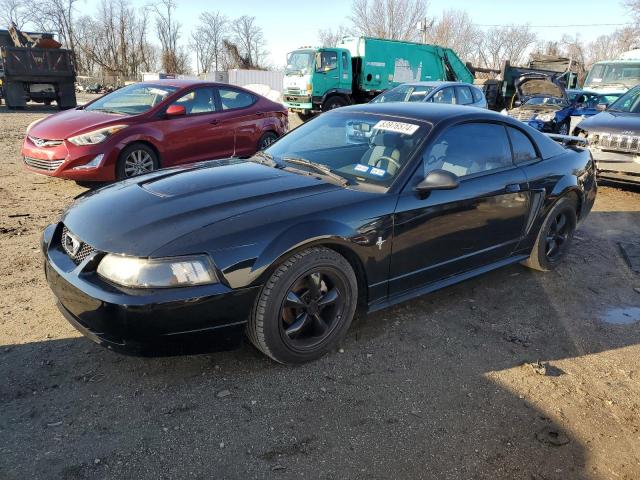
xmin=590 ymin=132 xmax=640 ymax=154
xmin=61 ymin=226 xmax=96 ymax=264
xmin=24 ymin=156 xmax=64 ymax=171
xmin=508 ymin=110 xmax=535 ymax=121
xmin=286 ymin=88 xmax=302 ymax=95
xmin=28 ymin=136 xmax=63 ymax=147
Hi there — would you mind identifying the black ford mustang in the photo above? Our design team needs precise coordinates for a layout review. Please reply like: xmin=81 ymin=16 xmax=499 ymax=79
xmin=43 ymin=103 xmax=597 ymax=364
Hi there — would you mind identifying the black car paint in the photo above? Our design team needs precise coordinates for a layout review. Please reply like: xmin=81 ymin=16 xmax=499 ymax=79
xmin=43 ymin=104 xmax=597 ymax=354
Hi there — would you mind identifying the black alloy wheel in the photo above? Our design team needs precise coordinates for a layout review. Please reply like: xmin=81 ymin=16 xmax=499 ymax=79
xmin=280 ymin=269 xmax=346 ymax=351
xmin=545 ymin=211 xmax=571 ymax=261
xmin=247 ymin=247 xmax=358 ymax=364
xmin=523 ymin=196 xmax=577 ymax=271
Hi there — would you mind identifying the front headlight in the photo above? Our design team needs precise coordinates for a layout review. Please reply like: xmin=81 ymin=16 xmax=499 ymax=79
xmin=68 ymin=125 xmax=128 ymax=146
xmin=536 ymin=112 xmax=555 ymax=122
xmin=97 ymin=254 xmax=218 ymax=288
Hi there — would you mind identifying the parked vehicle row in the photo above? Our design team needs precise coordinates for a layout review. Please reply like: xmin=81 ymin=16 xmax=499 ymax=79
xmin=42 ymin=102 xmax=596 ymax=363
xmin=22 ymin=80 xmax=287 ymax=182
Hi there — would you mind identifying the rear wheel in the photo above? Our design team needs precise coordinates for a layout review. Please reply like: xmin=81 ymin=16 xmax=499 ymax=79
xmin=557 ymin=121 xmax=569 ymax=136
xmin=257 ymin=131 xmax=278 ymax=151
xmin=116 ymin=143 xmax=159 ymax=179
xmin=523 ymin=196 xmax=577 ymax=271
xmin=247 ymin=247 xmax=358 ymax=364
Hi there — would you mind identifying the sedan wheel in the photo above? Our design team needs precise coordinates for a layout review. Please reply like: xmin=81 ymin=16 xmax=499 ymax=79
xmin=117 ymin=143 xmax=159 ymax=179
xmin=124 ymin=150 xmax=155 ymax=177
xmin=258 ymin=132 xmax=278 ymax=151
xmin=247 ymin=247 xmax=358 ymax=364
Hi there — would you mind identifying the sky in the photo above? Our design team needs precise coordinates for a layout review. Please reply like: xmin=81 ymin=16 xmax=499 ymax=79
xmin=123 ymin=0 xmax=633 ymax=69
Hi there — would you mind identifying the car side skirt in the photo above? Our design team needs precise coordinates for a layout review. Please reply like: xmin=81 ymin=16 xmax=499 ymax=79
xmin=367 ymin=254 xmax=529 ymax=313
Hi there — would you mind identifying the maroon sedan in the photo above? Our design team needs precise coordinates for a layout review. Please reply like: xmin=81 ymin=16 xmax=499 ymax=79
xmin=22 ymin=80 xmax=288 ymax=182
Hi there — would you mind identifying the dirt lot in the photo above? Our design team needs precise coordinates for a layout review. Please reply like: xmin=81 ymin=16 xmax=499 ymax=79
xmin=1 ymin=101 xmax=640 ymax=480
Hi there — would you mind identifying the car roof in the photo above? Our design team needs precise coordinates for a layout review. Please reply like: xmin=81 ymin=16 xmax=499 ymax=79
xmin=397 ymin=81 xmax=477 ymax=88
xmin=139 ymin=79 xmax=225 ymax=88
xmin=338 ymin=102 xmax=503 ymax=124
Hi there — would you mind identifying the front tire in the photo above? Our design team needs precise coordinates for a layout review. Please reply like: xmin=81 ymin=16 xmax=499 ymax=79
xmin=523 ymin=196 xmax=577 ymax=272
xmin=116 ymin=143 xmax=159 ymax=179
xmin=322 ymin=96 xmax=348 ymax=112
xmin=247 ymin=247 xmax=358 ymax=364
xmin=557 ymin=121 xmax=569 ymax=136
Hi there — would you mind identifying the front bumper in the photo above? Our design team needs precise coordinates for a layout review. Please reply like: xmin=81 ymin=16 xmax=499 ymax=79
xmin=283 ymin=95 xmax=313 ymax=111
xmin=21 ymin=136 xmax=119 ymax=181
xmin=591 ymin=149 xmax=640 ymax=185
xmin=43 ymin=224 xmax=261 ymax=355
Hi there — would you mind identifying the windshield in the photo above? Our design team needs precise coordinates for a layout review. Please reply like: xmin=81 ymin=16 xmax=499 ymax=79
xmin=584 ymin=62 xmax=640 ymax=88
xmin=85 ymin=83 xmax=178 ymax=115
xmin=372 ymin=85 xmax=435 ymax=103
xmin=608 ymin=85 xmax=640 ymax=113
xmin=286 ymin=51 xmax=315 ymax=75
xmin=524 ymin=97 xmax=567 ymax=107
xmin=264 ymin=111 xmax=430 ymax=190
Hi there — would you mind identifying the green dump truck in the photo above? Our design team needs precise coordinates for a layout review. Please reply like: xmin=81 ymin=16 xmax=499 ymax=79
xmin=283 ymin=36 xmax=474 ymax=118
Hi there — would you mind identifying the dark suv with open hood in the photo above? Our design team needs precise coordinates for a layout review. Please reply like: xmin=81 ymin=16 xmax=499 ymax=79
xmin=504 ymin=73 xmax=573 ymax=135
xmin=574 ymin=84 xmax=640 ymax=185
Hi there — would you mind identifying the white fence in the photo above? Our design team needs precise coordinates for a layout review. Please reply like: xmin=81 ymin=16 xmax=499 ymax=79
xmin=205 ymin=69 xmax=284 ymax=103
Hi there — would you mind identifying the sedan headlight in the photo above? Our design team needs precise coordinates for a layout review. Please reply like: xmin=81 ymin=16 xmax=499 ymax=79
xmin=536 ymin=112 xmax=556 ymax=122
xmin=68 ymin=125 xmax=128 ymax=146
xmin=97 ymin=254 xmax=218 ymax=288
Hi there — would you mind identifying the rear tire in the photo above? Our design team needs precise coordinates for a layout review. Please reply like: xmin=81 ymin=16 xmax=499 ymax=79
xmin=257 ymin=131 xmax=278 ymax=151
xmin=247 ymin=247 xmax=358 ymax=364
xmin=523 ymin=196 xmax=577 ymax=272
xmin=116 ymin=143 xmax=159 ymax=179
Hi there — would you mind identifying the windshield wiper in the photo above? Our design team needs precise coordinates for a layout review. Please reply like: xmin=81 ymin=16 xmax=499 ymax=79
xmin=91 ymin=108 xmax=125 ymax=115
xmin=250 ymin=151 xmax=283 ymax=168
xmin=282 ymin=156 xmax=349 ymax=186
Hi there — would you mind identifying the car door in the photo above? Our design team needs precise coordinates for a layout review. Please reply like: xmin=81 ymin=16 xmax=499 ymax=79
xmin=388 ymin=122 xmax=530 ymax=296
xmin=158 ymin=86 xmax=235 ymax=165
xmin=213 ymin=86 xmax=264 ymax=157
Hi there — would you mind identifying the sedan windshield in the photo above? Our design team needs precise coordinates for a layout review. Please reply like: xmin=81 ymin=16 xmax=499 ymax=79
xmin=286 ymin=51 xmax=315 ymax=75
xmin=608 ymin=85 xmax=640 ymax=113
xmin=525 ymin=97 xmax=567 ymax=107
xmin=372 ymin=85 xmax=435 ymax=103
xmin=264 ymin=111 xmax=430 ymax=190
xmin=85 ymin=83 xmax=178 ymax=115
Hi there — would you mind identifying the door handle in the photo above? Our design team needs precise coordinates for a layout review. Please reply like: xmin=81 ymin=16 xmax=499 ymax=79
xmin=505 ymin=183 xmax=521 ymax=193
xmin=256 ymin=111 xmax=265 ymax=116
xmin=210 ymin=119 xmax=220 ymax=125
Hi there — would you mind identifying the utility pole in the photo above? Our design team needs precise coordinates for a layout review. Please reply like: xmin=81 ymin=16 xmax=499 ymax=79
xmin=417 ymin=17 xmax=433 ymax=44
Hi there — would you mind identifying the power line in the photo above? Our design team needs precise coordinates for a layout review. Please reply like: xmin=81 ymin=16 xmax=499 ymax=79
xmin=473 ymin=22 xmax=634 ymax=28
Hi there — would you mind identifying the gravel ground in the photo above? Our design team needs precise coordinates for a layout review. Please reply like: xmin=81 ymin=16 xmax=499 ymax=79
xmin=1 ymin=100 xmax=640 ymax=479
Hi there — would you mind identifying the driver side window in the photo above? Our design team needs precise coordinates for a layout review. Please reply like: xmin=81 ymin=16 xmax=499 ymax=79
xmin=318 ymin=51 xmax=337 ymax=72
xmin=422 ymin=123 xmax=513 ymax=178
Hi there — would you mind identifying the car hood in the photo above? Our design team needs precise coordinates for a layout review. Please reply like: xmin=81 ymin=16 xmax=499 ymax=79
xmin=516 ymin=74 xmax=566 ymax=102
xmin=577 ymin=110 xmax=640 ymax=135
xmin=28 ymin=108 xmax=131 ymax=140
xmin=61 ymin=159 xmax=343 ymax=257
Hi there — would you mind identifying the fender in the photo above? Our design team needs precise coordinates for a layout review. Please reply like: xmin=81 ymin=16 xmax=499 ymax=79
xmin=250 ymin=219 xmax=364 ymax=286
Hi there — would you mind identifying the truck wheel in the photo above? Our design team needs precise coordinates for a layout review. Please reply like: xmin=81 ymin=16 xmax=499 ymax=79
xmin=322 ymin=96 xmax=348 ymax=111
xmin=294 ymin=112 xmax=313 ymax=123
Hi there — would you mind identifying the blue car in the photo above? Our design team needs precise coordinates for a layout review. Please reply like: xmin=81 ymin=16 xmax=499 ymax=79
xmin=505 ymin=73 xmax=574 ymax=135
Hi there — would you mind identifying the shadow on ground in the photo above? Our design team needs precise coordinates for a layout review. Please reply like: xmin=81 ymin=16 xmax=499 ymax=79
xmin=1 ymin=211 xmax=639 ymax=479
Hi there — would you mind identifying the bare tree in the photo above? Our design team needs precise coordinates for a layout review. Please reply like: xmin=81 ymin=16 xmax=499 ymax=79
xmin=425 ymin=9 xmax=482 ymax=62
xmin=350 ymin=0 xmax=427 ymax=41
xmin=586 ymin=26 xmax=640 ymax=65
xmin=29 ymin=0 xmax=79 ymax=53
xmin=149 ymin=0 xmax=187 ymax=73
xmin=0 ymin=0 xmax=32 ymax=29
xmin=478 ymin=25 xmax=538 ymax=70
xmin=230 ymin=15 xmax=266 ymax=69
xmin=318 ymin=25 xmax=351 ymax=47
xmin=190 ymin=11 xmax=228 ymax=74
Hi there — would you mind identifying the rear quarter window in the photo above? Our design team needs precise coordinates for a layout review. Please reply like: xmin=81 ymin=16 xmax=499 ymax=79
xmin=218 ymin=88 xmax=256 ymax=110
xmin=507 ymin=127 xmax=538 ymax=164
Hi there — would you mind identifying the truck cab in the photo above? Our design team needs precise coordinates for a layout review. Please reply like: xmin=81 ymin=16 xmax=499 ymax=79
xmin=283 ymin=47 xmax=352 ymax=117
xmin=583 ymin=49 xmax=640 ymax=95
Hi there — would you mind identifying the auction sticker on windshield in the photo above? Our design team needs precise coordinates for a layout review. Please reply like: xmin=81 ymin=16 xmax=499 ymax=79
xmin=374 ymin=120 xmax=420 ymax=135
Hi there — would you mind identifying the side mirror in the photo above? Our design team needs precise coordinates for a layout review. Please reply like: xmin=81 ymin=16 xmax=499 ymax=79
xmin=513 ymin=100 xmax=522 ymax=108
xmin=415 ymin=169 xmax=460 ymax=193
xmin=166 ymin=104 xmax=186 ymax=117
xmin=596 ymin=102 xmax=608 ymax=111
